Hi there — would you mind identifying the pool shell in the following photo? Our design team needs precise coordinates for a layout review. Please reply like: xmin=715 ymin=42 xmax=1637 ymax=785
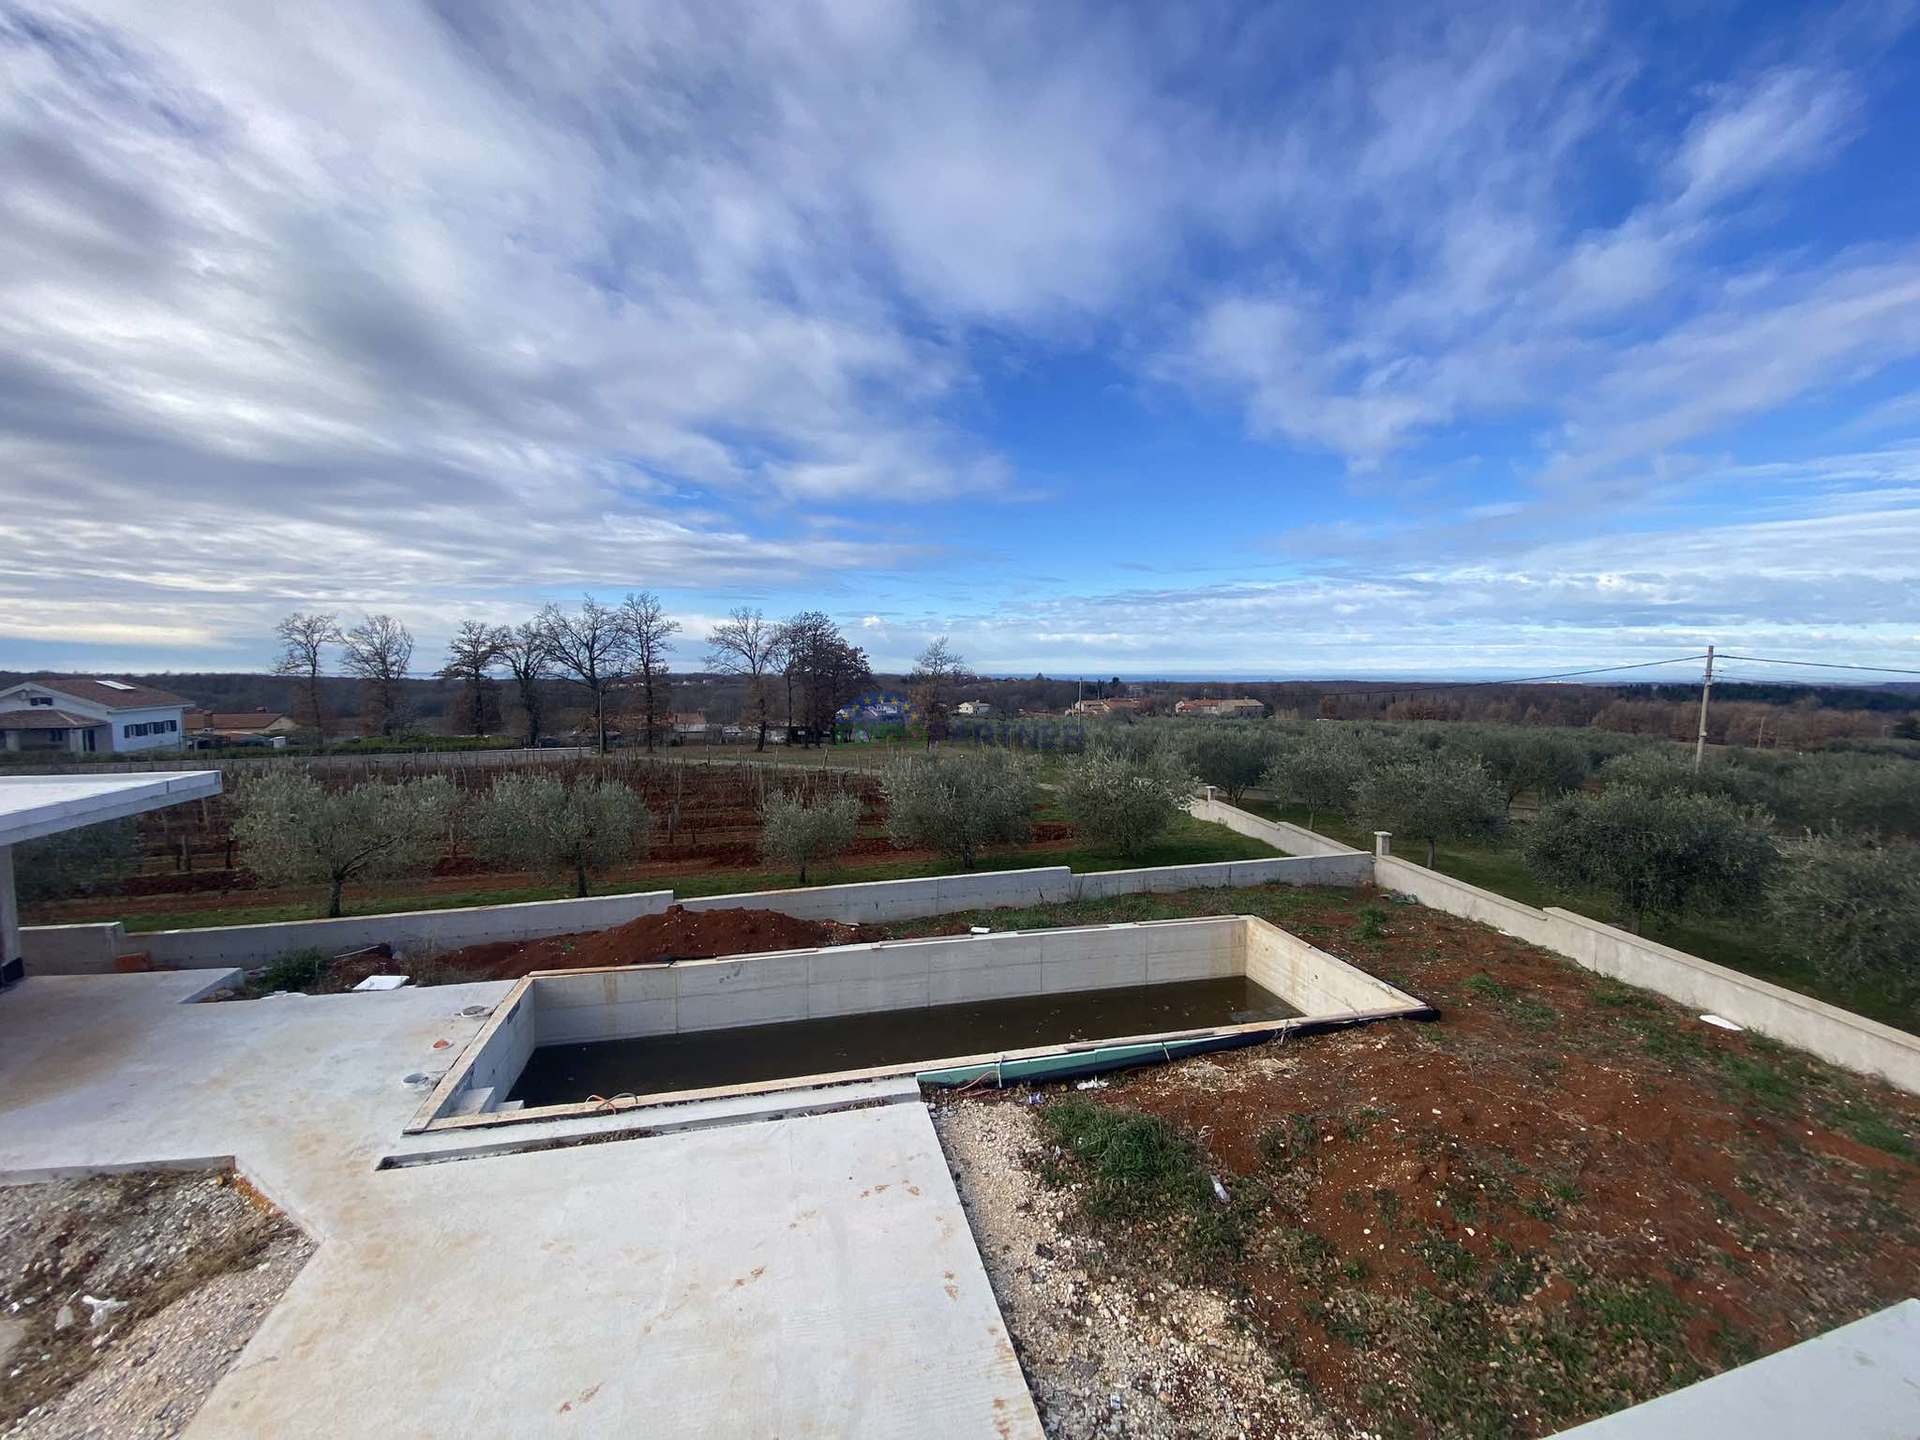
xmin=406 ymin=914 xmax=1431 ymax=1134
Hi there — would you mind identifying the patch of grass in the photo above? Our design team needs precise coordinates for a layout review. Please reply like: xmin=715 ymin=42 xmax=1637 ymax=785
xmin=1038 ymin=1100 xmax=1211 ymax=1220
xmin=1412 ymin=1233 xmax=1479 ymax=1283
xmin=1257 ymin=1113 xmax=1322 ymax=1171
xmin=1484 ymin=1250 xmax=1547 ymax=1305
xmin=256 ymin=948 xmax=326 ymax=993
xmin=1719 ymin=1052 xmax=1799 ymax=1109
xmin=1461 ymin=973 xmax=1515 ymax=1002
xmin=1351 ymin=903 xmax=1391 ymax=940
xmin=1590 ymin=1279 xmax=1689 ymax=1347
xmin=1837 ymin=1110 xmax=1918 ymax=1162
xmin=1586 ymin=980 xmax=1660 ymax=1012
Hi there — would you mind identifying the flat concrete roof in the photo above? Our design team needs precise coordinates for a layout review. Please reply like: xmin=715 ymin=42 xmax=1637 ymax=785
xmin=0 ymin=771 xmax=221 ymax=847
xmin=0 ymin=972 xmax=1043 ymax=1437
xmin=1552 ymin=1298 xmax=1920 ymax=1438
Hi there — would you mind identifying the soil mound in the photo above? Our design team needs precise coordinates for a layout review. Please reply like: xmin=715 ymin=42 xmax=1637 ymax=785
xmin=431 ymin=903 xmax=885 ymax=981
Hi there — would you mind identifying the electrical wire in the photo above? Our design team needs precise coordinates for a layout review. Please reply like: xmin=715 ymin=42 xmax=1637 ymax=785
xmin=1715 ymin=653 xmax=1920 ymax=678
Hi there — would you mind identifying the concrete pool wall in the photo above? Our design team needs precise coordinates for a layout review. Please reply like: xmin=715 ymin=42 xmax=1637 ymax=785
xmin=409 ymin=915 xmax=1428 ymax=1133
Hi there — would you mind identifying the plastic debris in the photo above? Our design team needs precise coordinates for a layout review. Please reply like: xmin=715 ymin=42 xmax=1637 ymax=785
xmin=969 ymin=926 xmax=991 ymax=935
xmin=1700 ymin=1014 xmax=1744 ymax=1031
xmin=431 ymin=1039 xmax=451 ymax=1050
xmin=1210 ymin=1175 xmax=1230 ymax=1204
xmin=352 ymin=975 xmax=408 ymax=992
xmin=80 ymin=1295 xmax=126 ymax=1328
xmin=1074 ymin=1077 xmax=1110 ymax=1091
xmin=1022 ymin=1092 xmax=1045 ymax=1105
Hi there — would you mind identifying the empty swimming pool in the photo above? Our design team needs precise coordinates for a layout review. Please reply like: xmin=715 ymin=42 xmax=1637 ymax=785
xmin=408 ymin=914 xmax=1430 ymax=1132
xmin=507 ymin=975 xmax=1299 ymax=1105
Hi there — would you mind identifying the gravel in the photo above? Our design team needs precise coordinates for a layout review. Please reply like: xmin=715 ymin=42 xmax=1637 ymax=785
xmin=934 ymin=1098 xmax=1332 ymax=1440
xmin=0 ymin=1171 xmax=312 ymax=1439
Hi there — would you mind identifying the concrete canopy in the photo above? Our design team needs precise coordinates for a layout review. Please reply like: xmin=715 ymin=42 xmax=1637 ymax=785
xmin=0 ymin=771 xmax=221 ymax=981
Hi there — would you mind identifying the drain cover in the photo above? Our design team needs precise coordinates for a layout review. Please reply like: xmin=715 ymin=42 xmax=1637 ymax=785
xmin=460 ymin=1005 xmax=490 ymax=1017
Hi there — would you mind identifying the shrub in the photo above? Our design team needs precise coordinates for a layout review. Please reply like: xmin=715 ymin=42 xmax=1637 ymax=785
xmin=1768 ymin=836 xmax=1920 ymax=997
xmin=758 ymin=789 xmax=861 ymax=884
xmin=1059 ymin=749 xmax=1199 ymax=859
xmin=1522 ymin=786 xmax=1776 ymax=933
xmin=1183 ymin=723 xmax=1280 ymax=802
xmin=880 ymin=752 xmax=1037 ymax=869
xmin=233 ymin=770 xmax=456 ymax=918
xmin=1351 ymin=750 xmax=1507 ymax=866
xmin=469 ymin=772 xmax=652 ymax=898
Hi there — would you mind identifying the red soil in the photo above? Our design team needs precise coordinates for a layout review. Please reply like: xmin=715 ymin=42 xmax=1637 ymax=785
xmin=427 ymin=904 xmax=886 ymax=981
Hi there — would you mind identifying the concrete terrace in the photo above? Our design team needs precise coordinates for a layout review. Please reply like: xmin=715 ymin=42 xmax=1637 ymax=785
xmin=0 ymin=971 xmax=1042 ymax=1438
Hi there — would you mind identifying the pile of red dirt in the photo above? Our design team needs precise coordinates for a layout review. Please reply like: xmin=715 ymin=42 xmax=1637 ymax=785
xmin=427 ymin=904 xmax=887 ymax=982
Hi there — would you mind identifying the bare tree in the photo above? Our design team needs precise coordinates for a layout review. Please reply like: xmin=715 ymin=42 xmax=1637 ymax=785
xmin=706 ymin=607 xmax=785 ymax=752
xmin=497 ymin=620 xmax=551 ymax=748
xmin=910 ymin=636 xmax=968 ymax=748
xmin=340 ymin=614 xmax=415 ymax=737
xmin=271 ymin=611 xmax=343 ymax=745
xmin=437 ymin=620 xmax=506 ymax=737
xmin=781 ymin=612 xmax=870 ymax=745
xmin=539 ymin=596 xmax=631 ymax=753
xmin=619 ymin=591 xmax=680 ymax=754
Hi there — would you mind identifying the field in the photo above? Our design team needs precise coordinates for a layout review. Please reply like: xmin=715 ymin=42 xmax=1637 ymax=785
xmin=889 ymin=880 xmax=1920 ymax=1439
xmin=19 ymin=754 xmax=1278 ymax=932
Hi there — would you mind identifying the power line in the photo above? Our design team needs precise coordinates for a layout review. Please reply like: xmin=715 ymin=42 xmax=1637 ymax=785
xmin=1715 ymin=653 xmax=1920 ymax=678
xmin=1299 ymin=654 xmax=1710 ymax=701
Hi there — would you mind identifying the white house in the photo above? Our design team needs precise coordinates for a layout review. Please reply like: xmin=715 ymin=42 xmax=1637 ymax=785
xmin=0 ymin=678 xmax=194 ymax=755
xmin=955 ymin=701 xmax=995 ymax=717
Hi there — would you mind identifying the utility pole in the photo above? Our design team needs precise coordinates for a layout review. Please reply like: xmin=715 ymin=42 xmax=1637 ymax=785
xmin=1692 ymin=644 xmax=1715 ymax=772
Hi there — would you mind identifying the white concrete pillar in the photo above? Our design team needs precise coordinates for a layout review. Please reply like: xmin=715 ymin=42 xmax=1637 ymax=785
xmin=1205 ymin=785 xmax=1217 ymax=804
xmin=0 ymin=844 xmax=20 ymax=983
xmin=1373 ymin=831 xmax=1392 ymax=857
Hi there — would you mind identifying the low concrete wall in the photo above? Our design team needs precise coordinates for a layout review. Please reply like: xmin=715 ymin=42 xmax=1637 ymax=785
xmin=25 ymin=825 xmax=1358 ymax=973
xmin=1070 ymin=852 xmax=1369 ymax=899
xmin=1189 ymin=795 xmax=1365 ymax=859
xmin=1374 ymin=853 xmax=1920 ymax=1096
xmin=23 ymin=890 xmax=678 ymax=974
xmin=678 ymin=868 xmax=1077 ymax=925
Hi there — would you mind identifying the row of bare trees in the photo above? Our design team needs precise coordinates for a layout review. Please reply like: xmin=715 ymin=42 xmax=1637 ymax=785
xmin=270 ymin=598 xmax=934 ymax=755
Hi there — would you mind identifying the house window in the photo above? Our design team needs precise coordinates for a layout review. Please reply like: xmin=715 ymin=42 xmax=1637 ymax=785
xmin=123 ymin=724 xmax=134 ymax=738
xmin=29 ymin=696 xmax=52 ymax=706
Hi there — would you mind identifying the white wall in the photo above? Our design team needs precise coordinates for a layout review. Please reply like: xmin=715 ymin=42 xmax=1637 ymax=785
xmin=104 ymin=706 xmax=188 ymax=754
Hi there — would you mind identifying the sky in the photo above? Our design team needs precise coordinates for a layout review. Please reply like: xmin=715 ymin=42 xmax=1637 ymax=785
xmin=3 ymin=1 xmax=1920 ymax=684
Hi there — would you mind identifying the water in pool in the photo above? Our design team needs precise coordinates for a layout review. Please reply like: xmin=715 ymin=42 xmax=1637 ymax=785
xmin=506 ymin=974 xmax=1298 ymax=1106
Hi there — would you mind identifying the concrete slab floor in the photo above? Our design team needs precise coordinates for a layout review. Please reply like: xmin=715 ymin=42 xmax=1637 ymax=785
xmin=0 ymin=974 xmax=1042 ymax=1438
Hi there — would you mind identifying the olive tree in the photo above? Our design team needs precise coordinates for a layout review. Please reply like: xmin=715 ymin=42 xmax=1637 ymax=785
xmin=1183 ymin=723 xmax=1279 ymax=803
xmin=1268 ymin=729 xmax=1366 ymax=829
xmin=469 ymin=772 xmax=652 ymax=898
xmin=1352 ymin=750 xmax=1507 ymax=867
xmin=1522 ymin=786 xmax=1775 ymax=934
xmin=759 ymin=789 xmax=862 ymax=884
xmin=232 ymin=770 xmax=455 ymax=918
xmin=1059 ymin=749 xmax=1199 ymax=859
xmin=1768 ymin=836 xmax=1920 ymax=996
xmin=881 ymin=753 xmax=1036 ymax=869
xmin=1466 ymin=731 xmax=1590 ymax=810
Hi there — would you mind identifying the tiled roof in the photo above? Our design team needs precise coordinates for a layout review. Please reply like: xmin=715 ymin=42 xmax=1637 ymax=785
xmin=0 ymin=709 xmax=98 ymax=729
xmin=13 ymin=677 xmax=193 ymax=711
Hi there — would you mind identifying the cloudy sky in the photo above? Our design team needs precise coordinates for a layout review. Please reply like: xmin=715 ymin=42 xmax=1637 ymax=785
xmin=3 ymin=1 xmax=1919 ymax=681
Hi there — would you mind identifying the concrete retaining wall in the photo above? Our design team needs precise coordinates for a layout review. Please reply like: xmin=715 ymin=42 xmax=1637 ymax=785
xmin=529 ymin=916 xmax=1248 ymax=1046
xmin=1244 ymin=919 xmax=1420 ymax=1017
xmin=21 ymin=854 xmax=1349 ymax=973
xmin=1375 ymin=853 xmax=1920 ymax=1095
xmin=1189 ymin=795 xmax=1364 ymax=858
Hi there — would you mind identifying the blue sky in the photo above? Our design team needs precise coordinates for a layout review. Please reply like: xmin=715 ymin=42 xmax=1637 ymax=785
xmin=3 ymin=1 xmax=1919 ymax=682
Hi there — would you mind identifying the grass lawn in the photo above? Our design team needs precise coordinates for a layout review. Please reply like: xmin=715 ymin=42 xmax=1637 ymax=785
xmin=1239 ymin=794 xmax=1920 ymax=1036
xmin=102 ymin=810 xmax=1276 ymax=934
